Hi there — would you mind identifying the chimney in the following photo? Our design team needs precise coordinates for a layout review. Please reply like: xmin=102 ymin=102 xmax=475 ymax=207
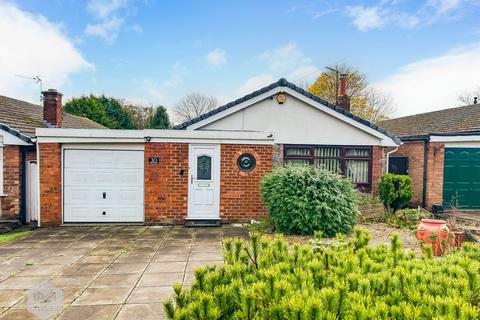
xmin=42 ymin=89 xmax=63 ymax=127
xmin=336 ymin=73 xmax=351 ymax=112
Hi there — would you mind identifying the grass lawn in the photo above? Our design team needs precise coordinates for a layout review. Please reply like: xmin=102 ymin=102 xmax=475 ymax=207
xmin=0 ymin=230 xmax=32 ymax=245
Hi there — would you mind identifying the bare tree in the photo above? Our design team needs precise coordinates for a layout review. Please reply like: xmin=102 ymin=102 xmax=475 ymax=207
xmin=123 ymin=104 xmax=156 ymax=129
xmin=361 ymin=88 xmax=396 ymax=123
xmin=457 ymin=87 xmax=480 ymax=105
xmin=174 ymin=92 xmax=219 ymax=123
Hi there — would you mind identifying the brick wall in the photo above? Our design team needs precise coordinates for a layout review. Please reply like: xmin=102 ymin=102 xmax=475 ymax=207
xmin=38 ymin=143 xmax=62 ymax=226
xmin=426 ymin=142 xmax=444 ymax=209
xmin=1 ymin=146 xmax=21 ymax=219
xmin=220 ymin=144 xmax=272 ymax=222
xmin=393 ymin=142 xmax=425 ymax=206
xmin=371 ymin=146 xmax=385 ymax=194
xmin=144 ymin=143 xmax=189 ymax=224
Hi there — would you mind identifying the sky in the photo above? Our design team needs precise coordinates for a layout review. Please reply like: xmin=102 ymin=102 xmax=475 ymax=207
xmin=1 ymin=0 xmax=480 ymax=120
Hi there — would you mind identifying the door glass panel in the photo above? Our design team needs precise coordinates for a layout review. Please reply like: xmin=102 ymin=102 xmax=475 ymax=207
xmin=197 ymin=155 xmax=212 ymax=180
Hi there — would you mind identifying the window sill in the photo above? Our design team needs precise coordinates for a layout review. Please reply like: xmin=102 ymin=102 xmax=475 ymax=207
xmin=0 ymin=194 xmax=7 ymax=197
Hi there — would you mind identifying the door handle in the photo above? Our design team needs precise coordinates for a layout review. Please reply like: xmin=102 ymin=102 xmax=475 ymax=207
xmin=103 ymin=192 xmax=106 ymax=199
xmin=190 ymin=175 xmax=193 ymax=184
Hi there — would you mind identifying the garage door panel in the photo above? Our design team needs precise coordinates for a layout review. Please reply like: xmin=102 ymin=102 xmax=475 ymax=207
xmin=65 ymin=169 xmax=143 ymax=186
xmin=443 ymin=148 xmax=480 ymax=209
xmin=64 ymin=205 xmax=144 ymax=223
xmin=63 ymin=149 xmax=144 ymax=223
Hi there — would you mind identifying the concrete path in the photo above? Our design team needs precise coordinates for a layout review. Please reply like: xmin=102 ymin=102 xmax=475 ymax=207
xmin=0 ymin=225 xmax=248 ymax=319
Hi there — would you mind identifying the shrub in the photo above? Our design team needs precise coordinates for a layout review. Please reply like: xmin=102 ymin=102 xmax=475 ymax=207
xmin=164 ymin=231 xmax=480 ymax=319
xmin=384 ymin=208 xmax=432 ymax=230
xmin=379 ymin=174 xmax=413 ymax=213
xmin=260 ymin=165 xmax=360 ymax=236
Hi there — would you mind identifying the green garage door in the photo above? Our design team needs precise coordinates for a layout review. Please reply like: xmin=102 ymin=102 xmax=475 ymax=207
xmin=443 ymin=148 xmax=480 ymax=209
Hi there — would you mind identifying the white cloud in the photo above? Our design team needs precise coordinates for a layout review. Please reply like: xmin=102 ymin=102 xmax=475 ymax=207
xmin=134 ymin=62 xmax=189 ymax=104
xmin=205 ymin=48 xmax=227 ymax=67
xmin=0 ymin=3 xmax=92 ymax=102
xmin=236 ymin=74 xmax=275 ymax=96
xmin=373 ymin=44 xmax=480 ymax=116
xmin=84 ymin=16 xmax=124 ymax=44
xmin=427 ymin=0 xmax=460 ymax=14
xmin=259 ymin=43 xmax=311 ymax=72
xmin=86 ymin=0 xmax=129 ymax=19
xmin=128 ymin=23 xmax=143 ymax=33
xmin=346 ymin=6 xmax=383 ymax=31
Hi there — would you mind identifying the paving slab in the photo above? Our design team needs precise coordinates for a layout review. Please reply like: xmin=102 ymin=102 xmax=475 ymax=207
xmin=72 ymin=287 xmax=131 ymax=306
xmin=138 ymin=273 xmax=184 ymax=287
xmin=57 ymin=305 xmax=121 ymax=320
xmin=0 ymin=289 xmax=25 ymax=307
xmin=146 ymin=262 xmax=187 ymax=273
xmin=90 ymin=274 xmax=140 ymax=288
xmin=0 ymin=225 xmax=246 ymax=317
xmin=127 ymin=286 xmax=173 ymax=304
xmin=116 ymin=303 xmax=166 ymax=320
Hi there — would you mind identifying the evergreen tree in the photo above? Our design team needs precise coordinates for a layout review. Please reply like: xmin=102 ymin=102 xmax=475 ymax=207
xmin=64 ymin=95 xmax=135 ymax=129
xmin=149 ymin=105 xmax=171 ymax=129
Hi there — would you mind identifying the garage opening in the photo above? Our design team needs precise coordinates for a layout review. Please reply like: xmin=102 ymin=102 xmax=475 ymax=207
xmin=63 ymin=149 xmax=144 ymax=223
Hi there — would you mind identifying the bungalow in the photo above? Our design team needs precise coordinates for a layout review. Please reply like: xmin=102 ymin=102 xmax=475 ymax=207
xmin=379 ymin=102 xmax=480 ymax=210
xmin=35 ymin=78 xmax=400 ymax=226
xmin=0 ymin=90 xmax=104 ymax=223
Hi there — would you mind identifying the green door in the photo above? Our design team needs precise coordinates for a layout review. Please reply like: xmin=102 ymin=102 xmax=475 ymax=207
xmin=443 ymin=148 xmax=480 ymax=209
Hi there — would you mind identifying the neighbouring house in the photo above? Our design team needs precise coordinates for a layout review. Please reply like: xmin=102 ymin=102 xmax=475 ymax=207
xmin=379 ymin=103 xmax=480 ymax=210
xmin=0 ymin=90 xmax=104 ymax=223
xmin=35 ymin=78 xmax=400 ymax=226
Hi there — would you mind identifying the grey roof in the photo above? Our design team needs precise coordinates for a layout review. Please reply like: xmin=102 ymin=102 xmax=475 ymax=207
xmin=378 ymin=104 xmax=480 ymax=138
xmin=0 ymin=95 xmax=105 ymax=140
xmin=174 ymin=78 xmax=401 ymax=145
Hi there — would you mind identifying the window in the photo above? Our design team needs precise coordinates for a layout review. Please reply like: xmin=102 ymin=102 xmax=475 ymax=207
xmin=284 ymin=145 xmax=373 ymax=191
xmin=197 ymin=155 xmax=212 ymax=180
xmin=389 ymin=157 xmax=408 ymax=175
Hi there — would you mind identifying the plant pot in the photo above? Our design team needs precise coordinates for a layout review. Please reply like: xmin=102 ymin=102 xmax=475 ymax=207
xmin=451 ymin=231 xmax=464 ymax=248
xmin=416 ymin=219 xmax=449 ymax=256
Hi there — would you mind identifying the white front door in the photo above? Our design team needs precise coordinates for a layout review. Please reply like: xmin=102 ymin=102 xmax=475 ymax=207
xmin=188 ymin=144 xmax=220 ymax=219
xmin=63 ymin=149 xmax=144 ymax=223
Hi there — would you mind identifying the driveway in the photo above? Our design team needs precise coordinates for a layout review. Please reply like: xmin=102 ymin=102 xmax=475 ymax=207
xmin=0 ymin=225 xmax=248 ymax=319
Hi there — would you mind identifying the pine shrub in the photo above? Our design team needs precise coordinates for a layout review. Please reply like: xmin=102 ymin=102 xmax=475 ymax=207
xmin=260 ymin=165 xmax=360 ymax=236
xmin=165 ymin=230 xmax=480 ymax=319
xmin=379 ymin=174 xmax=413 ymax=213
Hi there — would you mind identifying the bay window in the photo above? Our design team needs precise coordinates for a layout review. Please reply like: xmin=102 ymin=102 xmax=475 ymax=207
xmin=284 ymin=145 xmax=373 ymax=191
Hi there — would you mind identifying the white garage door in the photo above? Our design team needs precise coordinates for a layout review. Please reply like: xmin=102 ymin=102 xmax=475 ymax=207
xmin=64 ymin=149 xmax=144 ymax=223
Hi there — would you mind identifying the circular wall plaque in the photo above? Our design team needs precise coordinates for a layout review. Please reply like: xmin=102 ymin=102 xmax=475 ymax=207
xmin=237 ymin=153 xmax=256 ymax=172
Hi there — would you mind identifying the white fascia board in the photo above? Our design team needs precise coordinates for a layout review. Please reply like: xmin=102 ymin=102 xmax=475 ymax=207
xmin=0 ymin=129 xmax=31 ymax=146
xmin=186 ymin=87 xmax=399 ymax=147
xmin=144 ymin=129 xmax=274 ymax=144
xmin=35 ymin=128 xmax=275 ymax=144
xmin=430 ymin=135 xmax=480 ymax=143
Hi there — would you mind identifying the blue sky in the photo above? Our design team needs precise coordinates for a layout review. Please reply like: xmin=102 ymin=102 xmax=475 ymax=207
xmin=1 ymin=0 xmax=480 ymax=121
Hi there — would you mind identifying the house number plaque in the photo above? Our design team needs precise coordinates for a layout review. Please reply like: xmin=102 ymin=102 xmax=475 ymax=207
xmin=149 ymin=157 xmax=159 ymax=164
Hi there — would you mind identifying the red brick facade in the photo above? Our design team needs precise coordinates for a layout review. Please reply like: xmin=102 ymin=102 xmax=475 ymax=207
xmin=371 ymin=146 xmax=384 ymax=194
xmin=1 ymin=146 xmax=21 ymax=219
xmin=393 ymin=142 xmax=425 ymax=206
xmin=220 ymin=144 xmax=273 ymax=222
xmin=38 ymin=143 xmax=62 ymax=226
xmin=425 ymin=142 xmax=444 ymax=209
xmin=144 ymin=143 xmax=189 ymax=224
xmin=393 ymin=141 xmax=445 ymax=209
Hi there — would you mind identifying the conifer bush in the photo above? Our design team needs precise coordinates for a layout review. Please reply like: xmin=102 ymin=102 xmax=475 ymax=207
xmin=379 ymin=174 xmax=413 ymax=213
xmin=164 ymin=230 xmax=480 ymax=319
xmin=260 ymin=165 xmax=360 ymax=236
